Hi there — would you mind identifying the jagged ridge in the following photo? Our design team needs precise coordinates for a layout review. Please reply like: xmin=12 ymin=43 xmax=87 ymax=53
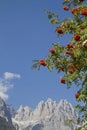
xmin=0 ymin=97 xmax=78 ymax=130
xmin=12 ymin=98 xmax=78 ymax=130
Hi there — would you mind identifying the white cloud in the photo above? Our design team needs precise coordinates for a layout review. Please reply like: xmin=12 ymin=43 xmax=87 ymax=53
xmin=0 ymin=72 xmax=21 ymax=100
xmin=4 ymin=72 xmax=21 ymax=80
xmin=0 ymin=92 xmax=8 ymax=100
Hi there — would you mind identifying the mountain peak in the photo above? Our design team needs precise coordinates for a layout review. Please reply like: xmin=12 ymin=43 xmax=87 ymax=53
xmin=46 ymin=98 xmax=53 ymax=103
xmin=0 ymin=98 xmax=78 ymax=130
xmin=0 ymin=97 xmax=5 ymax=107
xmin=58 ymin=99 xmax=77 ymax=118
xmin=0 ymin=97 xmax=12 ymax=123
xmin=58 ymin=99 xmax=71 ymax=107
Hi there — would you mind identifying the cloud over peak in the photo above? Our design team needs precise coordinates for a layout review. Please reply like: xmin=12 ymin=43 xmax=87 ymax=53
xmin=0 ymin=72 xmax=21 ymax=100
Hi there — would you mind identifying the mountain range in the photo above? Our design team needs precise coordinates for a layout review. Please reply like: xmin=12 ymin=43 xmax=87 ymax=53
xmin=0 ymin=97 xmax=78 ymax=130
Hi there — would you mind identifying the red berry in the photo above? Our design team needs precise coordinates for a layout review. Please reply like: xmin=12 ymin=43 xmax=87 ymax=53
xmin=75 ymin=93 xmax=80 ymax=99
xmin=56 ymin=27 xmax=63 ymax=34
xmin=39 ymin=60 xmax=46 ymax=66
xmin=67 ymin=44 xmax=73 ymax=49
xmin=69 ymin=63 xmax=76 ymax=71
xmin=74 ymin=35 xmax=80 ymax=41
xmin=69 ymin=63 xmax=75 ymax=68
xmin=68 ymin=69 xmax=74 ymax=74
xmin=79 ymin=0 xmax=84 ymax=2
xmin=48 ymin=48 xmax=55 ymax=54
xmin=60 ymin=77 xmax=65 ymax=84
xmin=80 ymin=26 xmax=85 ymax=30
xmin=66 ymin=51 xmax=73 ymax=55
xmin=83 ymin=44 xmax=87 ymax=48
xmin=63 ymin=6 xmax=69 ymax=11
xmin=60 ymin=66 xmax=64 ymax=71
xmin=71 ymin=8 xmax=78 ymax=14
xmin=73 ymin=57 xmax=77 ymax=61
xmin=81 ymin=8 xmax=87 ymax=16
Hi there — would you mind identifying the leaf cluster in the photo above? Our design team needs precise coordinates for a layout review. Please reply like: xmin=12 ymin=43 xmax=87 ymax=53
xmin=32 ymin=0 xmax=87 ymax=129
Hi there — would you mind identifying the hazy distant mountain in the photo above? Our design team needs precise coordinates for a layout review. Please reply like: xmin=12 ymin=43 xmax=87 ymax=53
xmin=12 ymin=98 xmax=78 ymax=130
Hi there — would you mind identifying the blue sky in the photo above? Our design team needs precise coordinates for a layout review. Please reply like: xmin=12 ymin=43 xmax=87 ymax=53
xmin=0 ymin=0 xmax=79 ymax=109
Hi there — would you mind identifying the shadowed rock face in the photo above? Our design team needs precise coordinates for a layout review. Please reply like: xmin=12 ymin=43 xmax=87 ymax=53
xmin=32 ymin=124 xmax=44 ymax=130
xmin=0 ymin=116 xmax=16 ymax=130
xmin=0 ymin=97 xmax=16 ymax=130
xmin=0 ymin=97 xmax=12 ymax=123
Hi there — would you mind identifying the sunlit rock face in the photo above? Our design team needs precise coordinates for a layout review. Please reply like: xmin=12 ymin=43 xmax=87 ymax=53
xmin=12 ymin=98 xmax=77 ymax=130
xmin=0 ymin=97 xmax=78 ymax=130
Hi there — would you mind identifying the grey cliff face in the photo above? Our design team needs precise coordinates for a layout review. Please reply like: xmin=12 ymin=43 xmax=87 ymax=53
xmin=12 ymin=98 xmax=78 ymax=130
xmin=0 ymin=97 xmax=12 ymax=123
xmin=0 ymin=116 xmax=16 ymax=130
xmin=0 ymin=97 xmax=78 ymax=130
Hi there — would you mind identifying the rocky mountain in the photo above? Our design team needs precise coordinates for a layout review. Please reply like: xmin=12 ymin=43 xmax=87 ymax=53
xmin=0 ymin=116 xmax=16 ymax=130
xmin=0 ymin=97 xmax=12 ymax=122
xmin=12 ymin=98 xmax=78 ymax=130
xmin=0 ymin=98 xmax=78 ymax=130
xmin=0 ymin=97 xmax=16 ymax=130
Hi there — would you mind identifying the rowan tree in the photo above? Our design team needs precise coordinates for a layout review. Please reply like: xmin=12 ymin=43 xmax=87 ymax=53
xmin=32 ymin=0 xmax=87 ymax=129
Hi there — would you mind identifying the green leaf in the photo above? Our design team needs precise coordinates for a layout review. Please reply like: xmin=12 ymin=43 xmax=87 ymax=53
xmin=48 ymin=14 xmax=53 ymax=19
xmin=50 ymin=19 xmax=59 ymax=24
xmin=32 ymin=60 xmax=39 ymax=62
xmin=47 ymin=64 xmax=53 ymax=71
xmin=31 ymin=63 xmax=39 ymax=69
